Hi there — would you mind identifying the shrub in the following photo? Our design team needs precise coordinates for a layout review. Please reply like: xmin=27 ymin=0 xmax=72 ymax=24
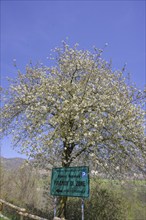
xmin=66 ymin=181 xmax=126 ymax=220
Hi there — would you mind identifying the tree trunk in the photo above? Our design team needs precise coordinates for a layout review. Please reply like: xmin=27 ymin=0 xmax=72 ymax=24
xmin=57 ymin=196 xmax=68 ymax=218
xmin=56 ymin=141 xmax=74 ymax=219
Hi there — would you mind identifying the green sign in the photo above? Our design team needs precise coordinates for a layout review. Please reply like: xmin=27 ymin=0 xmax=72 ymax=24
xmin=50 ymin=166 xmax=89 ymax=198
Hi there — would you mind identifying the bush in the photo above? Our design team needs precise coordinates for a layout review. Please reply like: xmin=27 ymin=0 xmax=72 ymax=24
xmin=66 ymin=181 xmax=126 ymax=220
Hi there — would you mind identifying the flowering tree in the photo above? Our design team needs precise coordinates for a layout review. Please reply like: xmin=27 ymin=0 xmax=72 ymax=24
xmin=1 ymin=42 xmax=145 ymax=218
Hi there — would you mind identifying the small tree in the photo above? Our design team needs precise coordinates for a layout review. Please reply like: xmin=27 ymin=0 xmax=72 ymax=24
xmin=1 ymin=42 xmax=145 ymax=218
xmin=0 ymin=164 xmax=39 ymax=208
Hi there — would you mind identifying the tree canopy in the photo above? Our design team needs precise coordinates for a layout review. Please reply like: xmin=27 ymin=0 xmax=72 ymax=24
xmin=1 ymin=42 xmax=145 ymax=177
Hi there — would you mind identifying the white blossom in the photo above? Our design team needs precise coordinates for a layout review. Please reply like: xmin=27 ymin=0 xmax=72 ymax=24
xmin=0 ymin=41 xmax=145 ymax=176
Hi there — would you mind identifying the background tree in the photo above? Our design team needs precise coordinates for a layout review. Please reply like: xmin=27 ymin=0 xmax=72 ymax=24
xmin=1 ymin=41 xmax=145 ymax=218
xmin=0 ymin=164 xmax=39 ymax=208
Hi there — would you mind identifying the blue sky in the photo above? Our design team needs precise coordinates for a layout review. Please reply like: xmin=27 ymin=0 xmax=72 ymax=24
xmin=1 ymin=0 xmax=145 ymax=158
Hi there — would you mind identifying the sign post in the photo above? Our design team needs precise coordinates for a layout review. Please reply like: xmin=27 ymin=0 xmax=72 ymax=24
xmin=81 ymin=198 xmax=84 ymax=220
xmin=53 ymin=197 xmax=57 ymax=218
xmin=50 ymin=166 xmax=89 ymax=219
xmin=50 ymin=166 xmax=89 ymax=198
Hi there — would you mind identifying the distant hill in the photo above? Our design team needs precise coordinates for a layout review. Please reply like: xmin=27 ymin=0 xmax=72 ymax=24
xmin=0 ymin=157 xmax=26 ymax=170
xmin=0 ymin=157 xmax=50 ymax=176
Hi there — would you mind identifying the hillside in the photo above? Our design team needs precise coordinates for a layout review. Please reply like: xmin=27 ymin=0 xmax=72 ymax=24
xmin=0 ymin=157 xmax=50 ymax=176
xmin=0 ymin=157 xmax=26 ymax=170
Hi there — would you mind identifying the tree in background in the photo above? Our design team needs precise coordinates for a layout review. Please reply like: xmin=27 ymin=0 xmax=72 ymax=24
xmin=0 ymin=164 xmax=39 ymax=208
xmin=1 ymin=41 xmax=145 ymax=218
